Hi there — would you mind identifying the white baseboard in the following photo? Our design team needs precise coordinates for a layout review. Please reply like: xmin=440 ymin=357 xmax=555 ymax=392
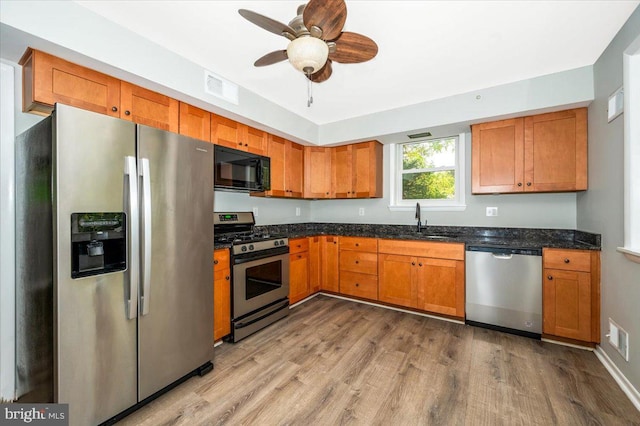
xmin=595 ymin=345 xmax=640 ymax=411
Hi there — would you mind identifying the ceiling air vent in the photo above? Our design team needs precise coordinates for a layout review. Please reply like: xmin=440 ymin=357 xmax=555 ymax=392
xmin=407 ymin=131 xmax=432 ymax=139
xmin=204 ymin=70 xmax=238 ymax=105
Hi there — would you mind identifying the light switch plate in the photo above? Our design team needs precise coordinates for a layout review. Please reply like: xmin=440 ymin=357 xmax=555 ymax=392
xmin=486 ymin=207 xmax=498 ymax=217
xmin=295 ymin=207 xmax=301 ymax=216
xmin=359 ymin=207 xmax=365 ymax=216
xmin=252 ymin=207 xmax=259 ymax=217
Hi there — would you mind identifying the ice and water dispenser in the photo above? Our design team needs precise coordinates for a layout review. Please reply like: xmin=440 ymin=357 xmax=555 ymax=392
xmin=71 ymin=213 xmax=127 ymax=278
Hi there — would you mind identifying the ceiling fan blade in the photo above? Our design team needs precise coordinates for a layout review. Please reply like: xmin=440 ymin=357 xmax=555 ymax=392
xmin=238 ymin=9 xmax=296 ymax=39
xmin=329 ymin=32 xmax=378 ymax=64
xmin=307 ymin=60 xmax=333 ymax=83
xmin=254 ymin=50 xmax=288 ymax=67
xmin=303 ymin=0 xmax=347 ymax=41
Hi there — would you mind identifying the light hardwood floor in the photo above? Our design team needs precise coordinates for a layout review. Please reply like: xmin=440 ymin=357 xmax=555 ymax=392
xmin=118 ymin=295 xmax=640 ymax=425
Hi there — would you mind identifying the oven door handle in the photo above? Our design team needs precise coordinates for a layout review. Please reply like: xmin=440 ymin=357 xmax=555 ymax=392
xmin=233 ymin=246 xmax=290 ymax=264
xmin=234 ymin=299 xmax=289 ymax=329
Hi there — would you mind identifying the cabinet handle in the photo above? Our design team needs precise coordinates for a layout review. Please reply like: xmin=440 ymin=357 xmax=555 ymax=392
xmin=564 ymin=258 xmax=570 ymax=264
xmin=355 ymin=243 xmax=359 ymax=247
xmin=125 ymin=110 xmax=131 ymax=116
xmin=112 ymin=106 xmax=118 ymax=112
xmin=355 ymin=283 xmax=359 ymax=287
xmin=517 ymin=182 xmax=522 ymax=187
xmin=225 ymin=276 xmax=230 ymax=281
xmin=527 ymin=182 xmax=532 ymax=186
xmin=355 ymin=260 xmax=359 ymax=264
xmin=333 ymin=241 xmax=337 ymax=245
xmin=297 ymin=244 xmax=301 ymax=248
xmin=411 ymin=262 xmax=416 ymax=266
xmin=214 ymin=259 xmax=218 ymax=265
xmin=419 ymin=263 xmax=423 ymax=267
xmin=547 ymin=275 xmax=553 ymax=280
xmin=297 ymin=255 xmax=302 ymax=259
xmin=245 ymin=144 xmax=249 ymax=147
xmin=326 ymin=192 xmax=329 ymax=195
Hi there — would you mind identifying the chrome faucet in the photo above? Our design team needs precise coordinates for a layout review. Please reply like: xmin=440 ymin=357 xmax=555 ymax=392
xmin=415 ymin=202 xmax=423 ymax=232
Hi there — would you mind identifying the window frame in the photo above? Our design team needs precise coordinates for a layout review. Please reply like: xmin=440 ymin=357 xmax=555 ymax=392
xmin=389 ymin=133 xmax=466 ymax=211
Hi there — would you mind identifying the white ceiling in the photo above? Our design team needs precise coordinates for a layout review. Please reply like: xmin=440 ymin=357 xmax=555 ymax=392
xmin=46 ymin=1 xmax=640 ymax=125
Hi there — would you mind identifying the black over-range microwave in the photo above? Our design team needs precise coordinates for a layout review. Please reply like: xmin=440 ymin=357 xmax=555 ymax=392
xmin=214 ymin=145 xmax=271 ymax=192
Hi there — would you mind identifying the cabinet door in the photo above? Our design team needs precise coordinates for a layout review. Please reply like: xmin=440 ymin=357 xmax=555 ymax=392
xmin=471 ymin=118 xmax=524 ymax=194
xmin=21 ymin=48 xmax=121 ymax=117
xmin=244 ymin=126 xmax=268 ymax=155
xmin=524 ymin=108 xmax=587 ymax=192
xmin=321 ymin=236 xmax=340 ymax=292
xmin=265 ymin=135 xmax=287 ymax=197
xmin=213 ymin=270 xmax=231 ymax=341
xmin=289 ymin=251 xmax=309 ymax=305
xmin=120 ymin=82 xmax=179 ymax=132
xmin=286 ymin=141 xmax=305 ymax=198
xmin=332 ymin=145 xmax=353 ymax=198
xmin=416 ymin=258 xmax=465 ymax=318
xmin=309 ymin=236 xmax=321 ymax=294
xmin=339 ymin=271 xmax=378 ymax=300
xmin=304 ymin=146 xmax=332 ymax=198
xmin=543 ymin=269 xmax=591 ymax=341
xmin=378 ymin=254 xmax=417 ymax=308
xmin=179 ymin=102 xmax=211 ymax=142
xmin=352 ymin=141 xmax=383 ymax=198
xmin=211 ymin=113 xmax=242 ymax=149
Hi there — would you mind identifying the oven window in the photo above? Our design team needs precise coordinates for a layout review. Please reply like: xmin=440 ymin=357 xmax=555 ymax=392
xmin=246 ymin=260 xmax=283 ymax=299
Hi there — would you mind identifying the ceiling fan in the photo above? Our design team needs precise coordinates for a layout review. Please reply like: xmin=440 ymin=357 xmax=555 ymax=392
xmin=238 ymin=0 xmax=378 ymax=87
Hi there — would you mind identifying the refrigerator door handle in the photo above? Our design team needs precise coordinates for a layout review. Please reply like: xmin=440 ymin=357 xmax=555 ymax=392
xmin=124 ymin=156 xmax=139 ymax=319
xmin=140 ymin=157 xmax=152 ymax=315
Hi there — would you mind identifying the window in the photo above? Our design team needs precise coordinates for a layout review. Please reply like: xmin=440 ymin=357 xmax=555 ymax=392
xmin=390 ymin=134 xmax=466 ymax=210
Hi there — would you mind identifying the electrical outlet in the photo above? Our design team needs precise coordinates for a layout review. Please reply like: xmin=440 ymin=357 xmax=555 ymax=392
xmin=359 ymin=207 xmax=365 ymax=216
xmin=295 ymin=207 xmax=301 ymax=216
xmin=252 ymin=207 xmax=259 ymax=217
xmin=486 ymin=207 xmax=498 ymax=217
xmin=608 ymin=318 xmax=629 ymax=361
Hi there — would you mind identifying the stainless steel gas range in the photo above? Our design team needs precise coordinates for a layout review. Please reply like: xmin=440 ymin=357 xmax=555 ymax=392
xmin=214 ymin=212 xmax=290 ymax=342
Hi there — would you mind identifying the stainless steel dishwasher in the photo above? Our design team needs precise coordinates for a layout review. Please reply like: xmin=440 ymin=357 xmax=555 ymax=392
xmin=466 ymin=246 xmax=542 ymax=338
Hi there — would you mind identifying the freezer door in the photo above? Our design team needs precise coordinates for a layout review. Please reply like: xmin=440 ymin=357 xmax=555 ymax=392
xmin=53 ymin=104 xmax=138 ymax=425
xmin=137 ymin=126 xmax=214 ymax=400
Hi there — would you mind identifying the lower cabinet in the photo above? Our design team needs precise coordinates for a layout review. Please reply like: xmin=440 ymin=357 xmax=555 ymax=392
xmin=543 ymin=248 xmax=600 ymax=343
xmin=213 ymin=249 xmax=231 ymax=341
xmin=378 ymin=240 xmax=465 ymax=319
xmin=309 ymin=236 xmax=321 ymax=294
xmin=339 ymin=237 xmax=378 ymax=300
xmin=320 ymin=236 xmax=339 ymax=292
xmin=289 ymin=238 xmax=310 ymax=305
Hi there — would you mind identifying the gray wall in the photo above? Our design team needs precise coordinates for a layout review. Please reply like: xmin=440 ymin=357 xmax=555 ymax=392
xmin=577 ymin=7 xmax=640 ymax=391
xmin=311 ymin=142 xmax=577 ymax=228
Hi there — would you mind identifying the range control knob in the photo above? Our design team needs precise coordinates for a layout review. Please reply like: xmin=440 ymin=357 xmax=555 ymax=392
xmin=274 ymin=240 xmax=280 ymax=246
xmin=241 ymin=246 xmax=248 ymax=252
xmin=279 ymin=240 xmax=285 ymax=246
xmin=248 ymin=244 xmax=255 ymax=251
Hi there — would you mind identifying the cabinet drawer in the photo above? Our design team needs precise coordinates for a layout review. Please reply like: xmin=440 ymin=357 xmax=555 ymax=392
xmin=543 ymin=248 xmax=591 ymax=272
xmin=339 ymin=251 xmax=377 ymax=275
xmin=213 ymin=249 xmax=230 ymax=272
xmin=378 ymin=239 xmax=464 ymax=260
xmin=289 ymin=238 xmax=309 ymax=254
xmin=339 ymin=237 xmax=378 ymax=252
xmin=339 ymin=271 xmax=378 ymax=300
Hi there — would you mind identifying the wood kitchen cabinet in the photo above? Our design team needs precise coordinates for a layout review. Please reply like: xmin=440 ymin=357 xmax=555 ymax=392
xmin=378 ymin=240 xmax=465 ymax=318
xmin=472 ymin=108 xmax=587 ymax=194
xmin=179 ymin=102 xmax=211 ymax=142
xmin=543 ymin=248 xmax=600 ymax=343
xmin=304 ymin=146 xmax=332 ymax=198
xmin=210 ymin=113 xmax=267 ymax=155
xmin=213 ymin=249 xmax=231 ymax=341
xmin=321 ymin=236 xmax=340 ymax=293
xmin=120 ymin=81 xmax=179 ymax=133
xmin=308 ymin=236 xmax=321 ymax=294
xmin=339 ymin=237 xmax=378 ymax=300
xmin=20 ymin=48 xmax=121 ymax=117
xmin=332 ymin=141 xmax=383 ymax=198
xmin=289 ymin=238 xmax=310 ymax=304
xmin=258 ymin=135 xmax=304 ymax=198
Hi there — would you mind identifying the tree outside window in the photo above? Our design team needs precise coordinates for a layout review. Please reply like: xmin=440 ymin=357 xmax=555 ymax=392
xmin=401 ymin=137 xmax=457 ymax=201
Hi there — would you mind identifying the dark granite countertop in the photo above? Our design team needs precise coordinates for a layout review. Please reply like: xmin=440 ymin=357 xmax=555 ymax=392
xmin=241 ymin=223 xmax=601 ymax=251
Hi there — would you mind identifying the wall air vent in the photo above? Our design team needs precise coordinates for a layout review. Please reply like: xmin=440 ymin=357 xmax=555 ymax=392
xmin=408 ymin=131 xmax=432 ymax=139
xmin=204 ymin=70 xmax=238 ymax=105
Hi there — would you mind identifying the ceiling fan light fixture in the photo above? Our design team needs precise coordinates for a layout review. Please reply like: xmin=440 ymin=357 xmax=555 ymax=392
xmin=286 ymin=36 xmax=328 ymax=74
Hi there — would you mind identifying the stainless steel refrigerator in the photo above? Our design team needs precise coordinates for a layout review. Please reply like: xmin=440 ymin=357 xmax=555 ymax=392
xmin=15 ymin=103 xmax=214 ymax=425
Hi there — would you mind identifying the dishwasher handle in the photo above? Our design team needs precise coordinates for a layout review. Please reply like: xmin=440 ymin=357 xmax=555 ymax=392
xmin=492 ymin=253 xmax=513 ymax=260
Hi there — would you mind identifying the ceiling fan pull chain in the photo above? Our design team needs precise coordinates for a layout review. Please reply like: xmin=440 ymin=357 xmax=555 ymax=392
xmin=307 ymin=75 xmax=314 ymax=107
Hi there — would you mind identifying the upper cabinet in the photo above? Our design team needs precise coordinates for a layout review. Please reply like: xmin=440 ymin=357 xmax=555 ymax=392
xmin=120 ymin=82 xmax=179 ymax=133
xmin=472 ymin=108 xmax=587 ymax=194
xmin=332 ymin=141 xmax=383 ymax=198
xmin=211 ymin=113 xmax=267 ymax=155
xmin=20 ymin=48 xmax=121 ymax=117
xmin=255 ymin=135 xmax=304 ymax=198
xmin=179 ymin=102 xmax=211 ymax=142
xmin=304 ymin=146 xmax=332 ymax=199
